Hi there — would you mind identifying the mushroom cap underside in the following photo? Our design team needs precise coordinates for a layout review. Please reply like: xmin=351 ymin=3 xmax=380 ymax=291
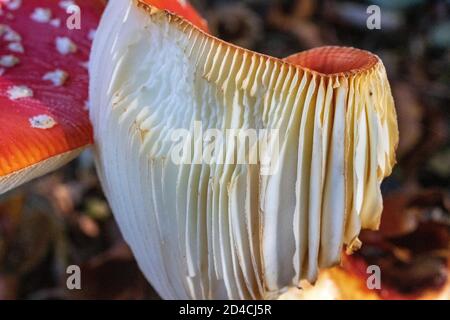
xmin=89 ymin=0 xmax=399 ymax=299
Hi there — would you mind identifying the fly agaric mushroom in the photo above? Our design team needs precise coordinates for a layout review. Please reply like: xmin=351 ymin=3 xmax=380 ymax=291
xmin=0 ymin=0 xmax=104 ymax=194
xmin=0 ymin=0 xmax=399 ymax=300
xmin=88 ymin=0 xmax=398 ymax=299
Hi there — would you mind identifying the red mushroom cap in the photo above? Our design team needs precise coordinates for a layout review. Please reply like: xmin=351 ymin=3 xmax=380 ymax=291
xmin=142 ymin=0 xmax=208 ymax=32
xmin=0 ymin=0 xmax=104 ymax=193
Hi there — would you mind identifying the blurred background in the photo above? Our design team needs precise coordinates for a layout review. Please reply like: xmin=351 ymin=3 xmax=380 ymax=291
xmin=0 ymin=0 xmax=449 ymax=299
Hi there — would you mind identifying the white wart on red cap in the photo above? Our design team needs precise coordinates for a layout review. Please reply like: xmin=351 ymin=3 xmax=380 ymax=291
xmin=0 ymin=0 xmax=105 ymax=194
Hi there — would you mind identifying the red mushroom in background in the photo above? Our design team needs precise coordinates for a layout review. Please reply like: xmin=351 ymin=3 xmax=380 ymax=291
xmin=0 ymin=0 xmax=104 ymax=194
